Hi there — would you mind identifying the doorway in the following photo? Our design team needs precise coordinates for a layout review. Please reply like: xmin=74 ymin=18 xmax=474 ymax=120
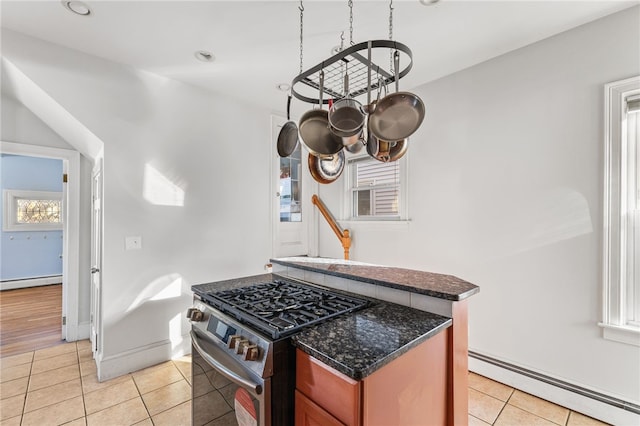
xmin=0 ymin=141 xmax=82 ymax=353
xmin=271 ymin=115 xmax=318 ymax=258
xmin=0 ymin=153 xmax=64 ymax=356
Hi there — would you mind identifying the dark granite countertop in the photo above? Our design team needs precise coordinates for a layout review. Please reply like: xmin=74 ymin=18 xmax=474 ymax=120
xmin=192 ymin=273 xmax=452 ymax=381
xmin=292 ymin=302 xmax=451 ymax=380
xmin=271 ymin=257 xmax=479 ymax=301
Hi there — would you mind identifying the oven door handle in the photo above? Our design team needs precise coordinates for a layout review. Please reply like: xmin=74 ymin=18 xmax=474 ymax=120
xmin=190 ymin=330 xmax=263 ymax=395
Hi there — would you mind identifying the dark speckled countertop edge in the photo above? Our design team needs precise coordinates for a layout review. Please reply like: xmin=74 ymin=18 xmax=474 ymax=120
xmin=271 ymin=258 xmax=480 ymax=301
xmin=292 ymin=318 xmax=452 ymax=380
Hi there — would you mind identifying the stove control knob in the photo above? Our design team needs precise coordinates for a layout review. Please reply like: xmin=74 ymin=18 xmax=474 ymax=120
xmin=188 ymin=309 xmax=205 ymax=322
xmin=236 ymin=339 xmax=249 ymax=354
xmin=228 ymin=335 xmax=241 ymax=349
xmin=243 ymin=344 xmax=259 ymax=361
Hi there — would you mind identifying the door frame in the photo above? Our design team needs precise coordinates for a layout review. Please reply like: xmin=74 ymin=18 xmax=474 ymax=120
xmin=90 ymin=159 xmax=103 ymax=355
xmin=270 ymin=115 xmax=318 ymax=258
xmin=0 ymin=141 xmax=81 ymax=340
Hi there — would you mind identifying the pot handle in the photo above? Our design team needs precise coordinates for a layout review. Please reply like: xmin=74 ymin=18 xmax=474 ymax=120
xmin=377 ymin=77 xmax=387 ymax=102
xmin=394 ymin=50 xmax=400 ymax=93
xmin=318 ymin=70 xmax=325 ymax=107
xmin=286 ymin=94 xmax=292 ymax=120
xmin=344 ymin=69 xmax=349 ymax=98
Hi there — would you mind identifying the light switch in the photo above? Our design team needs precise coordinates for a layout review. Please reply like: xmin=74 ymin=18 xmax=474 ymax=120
xmin=125 ymin=236 xmax=142 ymax=250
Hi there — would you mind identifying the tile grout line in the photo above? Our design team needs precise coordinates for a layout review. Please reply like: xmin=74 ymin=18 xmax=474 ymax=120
xmin=20 ymin=350 xmax=34 ymax=422
xmin=490 ymin=398 xmax=509 ymax=425
xmin=468 ymin=382 xmax=511 ymax=424
xmin=502 ymin=389 xmax=569 ymax=426
xmin=490 ymin=387 xmax=516 ymax=425
xmin=172 ymin=359 xmax=189 ymax=383
xmin=77 ymin=342 xmax=90 ymax=425
xmin=130 ymin=368 xmax=154 ymax=424
xmin=470 ymin=376 xmax=595 ymax=426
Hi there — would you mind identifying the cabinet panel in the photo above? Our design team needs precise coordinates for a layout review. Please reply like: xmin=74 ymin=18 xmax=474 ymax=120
xmin=295 ymin=390 xmax=345 ymax=426
xmin=296 ymin=350 xmax=361 ymax=426
xmin=362 ymin=331 xmax=448 ymax=426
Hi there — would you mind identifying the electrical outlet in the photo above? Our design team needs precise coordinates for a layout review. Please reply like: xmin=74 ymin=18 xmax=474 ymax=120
xmin=125 ymin=236 xmax=142 ymax=250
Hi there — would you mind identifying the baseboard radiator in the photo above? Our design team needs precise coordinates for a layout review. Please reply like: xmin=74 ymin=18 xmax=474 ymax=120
xmin=469 ymin=351 xmax=640 ymax=416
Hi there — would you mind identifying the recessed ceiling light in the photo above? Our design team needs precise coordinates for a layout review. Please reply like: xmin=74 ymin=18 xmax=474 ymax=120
xmin=62 ymin=0 xmax=91 ymax=16
xmin=419 ymin=0 xmax=441 ymax=5
xmin=276 ymin=83 xmax=291 ymax=92
xmin=194 ymin=50 xmax=215 ymax=63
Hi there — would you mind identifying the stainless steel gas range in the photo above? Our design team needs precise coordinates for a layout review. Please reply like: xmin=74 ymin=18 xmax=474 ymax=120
xmin=189 ymin=278 xmax=369 ymax=426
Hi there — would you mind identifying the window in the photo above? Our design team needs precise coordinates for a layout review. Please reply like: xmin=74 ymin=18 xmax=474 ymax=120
xmin=280 ymin=144 xmax=302 ymax=222
xmin=3 ymin=190 xmax=63 ymax=231
xmin=601 ymin=76 xmax=640 ymax=346
xmin=345 ymin=154 xmax=408 ymax=221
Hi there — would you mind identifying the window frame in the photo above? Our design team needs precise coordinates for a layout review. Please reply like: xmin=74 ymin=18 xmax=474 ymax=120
xmin=3 ymin=189 xmax=63 ymax=232
xmin=342 ymin=152 xmax=409 ymax=223
xmin=601 ymin=75 xmax=640 ymax=346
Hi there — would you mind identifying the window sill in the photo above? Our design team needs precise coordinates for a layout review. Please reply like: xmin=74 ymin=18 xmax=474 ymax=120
xmin=337 ymin=219 xmax=411 ymax=231
xmin=598 ymin=323 xmax=640 ymax=347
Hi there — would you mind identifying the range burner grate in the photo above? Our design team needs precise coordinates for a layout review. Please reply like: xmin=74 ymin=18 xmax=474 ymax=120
xmin=200 ymin=280 xmax=369 ymax=339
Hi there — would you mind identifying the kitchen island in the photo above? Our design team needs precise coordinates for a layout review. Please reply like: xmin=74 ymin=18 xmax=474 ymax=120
xmin=270 ymin=257 xmax=479 ymax=426
xmin=190 ymin=258 xmax=478 ymax=425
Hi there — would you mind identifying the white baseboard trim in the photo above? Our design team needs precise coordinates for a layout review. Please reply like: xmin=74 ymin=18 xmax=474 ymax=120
xmin=65 ymin=322 xmax=90 ymax=342
xmin=469 ymin=351 xmax=640 ymax=425
xmin=96 ymin=335 xmax=191 ymax=381
xmin=0 ymin=275 xmax=62 ymax=291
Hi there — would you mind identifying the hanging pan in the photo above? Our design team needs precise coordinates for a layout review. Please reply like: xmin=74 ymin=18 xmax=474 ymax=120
xmin=366 ymin=133 xmax=408 ymax=163
xmin=308 ymin=150 xmax=345 ymax=184
xmin=298 ymin=70 xmax=343 ymax=156
xmin=277 ymin=94 xmax=300 ymax=157
xmin=368 ymin=51 xmax=425 ymax=142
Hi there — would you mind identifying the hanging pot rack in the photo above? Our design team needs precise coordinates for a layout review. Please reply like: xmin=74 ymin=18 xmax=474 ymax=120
xmin=290 ymin=39 xmax=413 ymax=105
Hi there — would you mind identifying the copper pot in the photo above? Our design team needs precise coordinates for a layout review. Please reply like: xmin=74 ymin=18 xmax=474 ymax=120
xmin=308 ymin=151 xmax=345 ymax=184
xmin=366 ymin=129 xmax=408 ymax=163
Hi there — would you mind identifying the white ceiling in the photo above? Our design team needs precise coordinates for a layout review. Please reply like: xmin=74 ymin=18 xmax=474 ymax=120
xmin=1 ymin=0 xmax=637 ymax=115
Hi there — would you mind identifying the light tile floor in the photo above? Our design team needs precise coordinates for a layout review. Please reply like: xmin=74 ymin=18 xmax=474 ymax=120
xmin=1 ymin=340 xmax=609 ymax=426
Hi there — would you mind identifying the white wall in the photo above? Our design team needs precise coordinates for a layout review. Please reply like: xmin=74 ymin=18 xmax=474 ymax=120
xmin=1 ymin=30 xmax=273 ymax=376
xmin=1 ymin=95 xmax=74 ymax=150
xmin=1 ymin=94 xmax=93 ymax=326
xmin=319 ymin=7 xmax=640 ymax=405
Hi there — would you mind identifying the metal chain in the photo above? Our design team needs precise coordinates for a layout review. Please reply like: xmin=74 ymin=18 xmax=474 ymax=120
xmin=388 ymin=0 xmax=393 ymax=40
xmin=340 ymin=31 xmax=345 ymax=93
xmin=389 ymin=0 xmax=394 ymax=76
xmin=348 ymin=0 xmax=354 ymax=46
xmin=299 ymin=0 xmax=304 ymax=74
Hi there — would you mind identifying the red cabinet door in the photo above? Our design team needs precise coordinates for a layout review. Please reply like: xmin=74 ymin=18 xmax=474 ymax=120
xmin=295 ymin=390 xmax=345 ymax=426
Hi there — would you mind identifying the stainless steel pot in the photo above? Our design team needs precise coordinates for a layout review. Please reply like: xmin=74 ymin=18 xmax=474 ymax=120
xmin=328 ymin=73 xmax=365 ymax=139
xmin=299 ymin=71 xmax=343 ymax=156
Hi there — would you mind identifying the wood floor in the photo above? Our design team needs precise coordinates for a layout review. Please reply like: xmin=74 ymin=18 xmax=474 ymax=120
xmin=0 ymin=284 xmax=63 ymax=357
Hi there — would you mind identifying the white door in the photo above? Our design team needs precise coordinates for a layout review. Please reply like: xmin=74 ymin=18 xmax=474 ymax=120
xmin=272 ymin=116 xmax=316 ymax=258
xmin=90 ymin=161 xmax=103 ymax=354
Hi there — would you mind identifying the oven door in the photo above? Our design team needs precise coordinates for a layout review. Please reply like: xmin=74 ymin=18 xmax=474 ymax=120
xmin=191 ymin=330 xmax=270 ymax=426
